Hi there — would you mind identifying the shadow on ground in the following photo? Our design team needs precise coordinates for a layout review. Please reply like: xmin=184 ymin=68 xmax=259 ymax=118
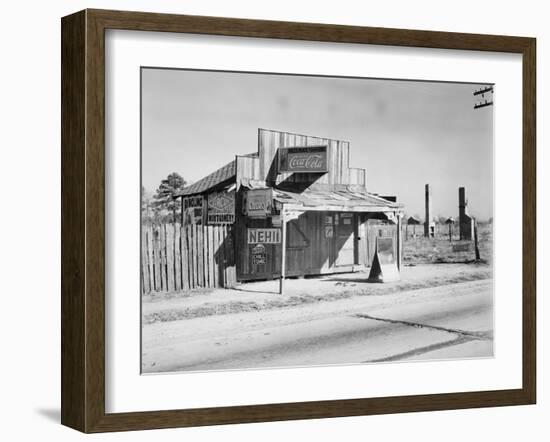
xmin=35 ymin=408 xmax=60 ymax=423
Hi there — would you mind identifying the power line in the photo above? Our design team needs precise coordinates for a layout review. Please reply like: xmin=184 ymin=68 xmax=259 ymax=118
xmin=473 ymin=86 xmax=493 ymax=109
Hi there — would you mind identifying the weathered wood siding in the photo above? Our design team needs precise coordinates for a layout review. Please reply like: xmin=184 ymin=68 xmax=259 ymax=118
xmin=141 ymin=223 xmax=236 ymax=294
xmin=235 ymin=129 xmax=367 ymax=190
xmin=257 ymin=128 xmax=366 ymax=187
xmin=233 ymin=129 xmax=377 ymax=281
xmin=237 ymin=209 xmax=365 ymax=281
xmin=358 ymin=217 xmax=398 ymax=267
xmin=235 ymin=154 xmax=261 ymax=187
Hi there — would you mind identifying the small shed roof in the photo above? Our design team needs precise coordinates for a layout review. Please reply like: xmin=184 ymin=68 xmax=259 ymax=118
xmin=175 ymin=160 xmax=236 ymax=197
xmin=407 ymin=216 xmax=421 ymax=224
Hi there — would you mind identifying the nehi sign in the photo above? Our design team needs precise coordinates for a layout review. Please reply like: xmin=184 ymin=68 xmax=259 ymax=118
xmin=247 ymin=228 xmax=281 ymax=244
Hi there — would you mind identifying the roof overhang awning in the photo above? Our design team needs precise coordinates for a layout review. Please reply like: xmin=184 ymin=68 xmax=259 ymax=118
xmin=273 ymin=188 xmax=404 ymax=214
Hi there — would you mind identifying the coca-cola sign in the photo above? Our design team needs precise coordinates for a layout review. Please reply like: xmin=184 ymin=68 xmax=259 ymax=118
xmin=278 ymin=146 xmax=328 ymax=173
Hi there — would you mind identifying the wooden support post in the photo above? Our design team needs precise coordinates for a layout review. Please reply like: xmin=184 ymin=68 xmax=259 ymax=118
xmin=279 ymin=210 xmax=287 ymax=295
xmin=396 ymin=213 xmax=402 ymax=271
xmin=474 ymin=219 xmax=481 ymax=261
xmin=449 ymin=223 xmax=452 ymax=242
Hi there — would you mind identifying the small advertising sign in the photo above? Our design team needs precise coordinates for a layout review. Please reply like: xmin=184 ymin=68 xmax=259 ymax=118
xmin=187 ymin=207 xmax=204 ymax=225
xmin=244 ymin=189 xmax=273 ymax=217
xmin=182 ymin=195 xmax=203 ymax=210
xmin=278 ymin=146 xmax=328 ymax=173
xmin=376 ymin=237 xmax=395 ymax=264
xmin=247 ymin=228 xmax=281 ymax=244
xmin=182 ymin=196 xmax=205 ymax=224
xmin=207 ymin=213 xmax=235 ymax=224
xmin=251 ymin=244 xmax=267 ymax=265
xmin=207 ymin=191 xmax=235 ymax=225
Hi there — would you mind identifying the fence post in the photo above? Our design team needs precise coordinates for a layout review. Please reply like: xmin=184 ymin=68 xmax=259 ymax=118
xmin=174 ymin=224 xmax=181 ymax=291
xmin=474 ymin=219 xmax=481 ymax=261
xmin=141 ymin=226 xmax=150 ymax=294
xmin=190 ymin=225 xmax=197 ymax=288
xmin=207 ymin=226 xmax=215 ymax=288
xmin=166 ymin=223 xmax=175 ymax=291
xmin=181 ymin=225 xmax=189 ymax=290
xmin=141 ymin=221 xmax=240 ymax=293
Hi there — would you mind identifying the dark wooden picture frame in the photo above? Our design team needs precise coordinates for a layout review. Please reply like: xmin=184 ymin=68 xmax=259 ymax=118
xmin=61 ymin=9 xmax=536 ymax=433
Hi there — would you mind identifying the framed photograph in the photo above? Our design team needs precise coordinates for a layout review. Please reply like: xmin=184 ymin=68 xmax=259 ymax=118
xmin=61 ymin=9 xmax=536 ymax=433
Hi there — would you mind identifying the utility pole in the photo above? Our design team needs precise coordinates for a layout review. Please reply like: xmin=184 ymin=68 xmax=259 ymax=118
xmin=473 ymin=86 xmax=494 ymax=109
xmin=424 ymin=184 xmax=432 ymax=238
xmin=279 ymin=210 xmax=287 ymax=295
xmin=473 ymin=218 xmax=481 ymax=261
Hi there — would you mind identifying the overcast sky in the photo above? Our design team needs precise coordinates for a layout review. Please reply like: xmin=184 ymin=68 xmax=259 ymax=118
xmin=142 ymin=68 xmax=493 ymax=220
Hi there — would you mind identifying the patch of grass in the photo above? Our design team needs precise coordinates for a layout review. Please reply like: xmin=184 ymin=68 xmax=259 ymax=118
xmin=143 ymin=287 xmax=215 ymax=303
xmin=403 ymin=223 xmax=492 ymax=265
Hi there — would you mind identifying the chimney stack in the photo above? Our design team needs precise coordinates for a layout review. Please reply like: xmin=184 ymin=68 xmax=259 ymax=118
xmin=458 ymin=187 xmax=473 ymax=240
xmin=424 ymin=184 xmax=432 ymax=237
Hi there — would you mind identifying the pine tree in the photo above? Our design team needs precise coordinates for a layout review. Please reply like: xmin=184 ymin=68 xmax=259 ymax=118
xmin=151 ymin=173 xmax=186 ymax=223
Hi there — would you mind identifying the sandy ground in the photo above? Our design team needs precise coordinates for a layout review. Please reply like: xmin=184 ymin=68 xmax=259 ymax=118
xmin=143 ymin=263 xmax=492 ymax=323
xmin=142 ymin=263 xmax=493 ymax=373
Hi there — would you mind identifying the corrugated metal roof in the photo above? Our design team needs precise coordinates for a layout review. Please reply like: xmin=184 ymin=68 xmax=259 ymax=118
xmin=175 ymin=160 xmax=236 ymax=197
xmin=273 ymin=188 xmax=402 ymax=212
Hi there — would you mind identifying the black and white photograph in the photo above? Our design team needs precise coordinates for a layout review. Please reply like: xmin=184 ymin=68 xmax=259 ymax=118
xmin=2 ymin=0 xmax=544 ymax=437
xmin=140 ymin=68 xmax=494 ymax=374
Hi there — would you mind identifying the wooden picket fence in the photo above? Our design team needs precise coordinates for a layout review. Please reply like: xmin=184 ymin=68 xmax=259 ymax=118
xmin=141 ymin=223 xmax=236 ymax=294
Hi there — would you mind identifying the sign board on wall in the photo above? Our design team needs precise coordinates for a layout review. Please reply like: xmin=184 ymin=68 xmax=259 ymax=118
xmin=341 ymin=212 xmax=353 ymax=225
xmin=243 ymin=188 xmax=273 ymax=217
xmin=182 ymin=195 xmax=205 ymax=224
xmin=184 ymin=208 xmax=204 ymax=225
xmin=247 ymin=228 xmax=281 ymax=244
xmin=182 ymin=196 xmax=204 ymax=224
xmin=251 ymin=244 xmax=267 ymax=265
xmin=207 ymin=191 xmax=235 ymax=224
xmin=182 ymin=195 xmax=203 ymax=210
xmin=277 ymin=146 xmax=328 ymax=173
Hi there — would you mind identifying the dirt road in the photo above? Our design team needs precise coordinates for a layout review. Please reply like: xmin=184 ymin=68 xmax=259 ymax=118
xmin=142 ymin=266 xmax=493 ymax=373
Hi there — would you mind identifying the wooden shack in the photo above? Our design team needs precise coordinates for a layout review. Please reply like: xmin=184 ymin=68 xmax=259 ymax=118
xmin=175 ymin=128 xmax=404 ymax=286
